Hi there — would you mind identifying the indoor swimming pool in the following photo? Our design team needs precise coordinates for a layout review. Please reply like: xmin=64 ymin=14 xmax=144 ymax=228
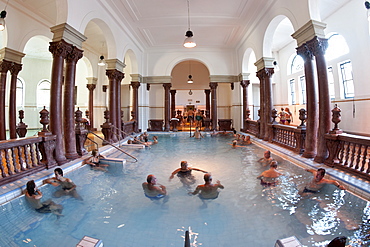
xmin=0 ymin=132 xmax=369 ymax=246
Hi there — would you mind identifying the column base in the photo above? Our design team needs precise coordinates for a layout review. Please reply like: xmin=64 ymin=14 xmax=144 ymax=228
xmin=302 ymin=151 xmax=316 ymax=158
xmin=65 ymin=152 xmax=80 ymax=160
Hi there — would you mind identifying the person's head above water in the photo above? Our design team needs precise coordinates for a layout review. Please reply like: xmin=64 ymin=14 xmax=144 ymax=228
xmin=180 ymin=161 xmax=188 ymax=168
xmin=26 ymin=180 xmax=37 ymax=195
xmin=54 ymin=168 xmax=63 ymax=177
xmin=270 ymin=161 xmax=278 ymax=169
xmin=92 ymin=149 xmax=98 ymax=156
xmin=204 ymin=173 xmax=212 ymax=183
xmin=315 ymin=168 xmax=326 ymax=181
xmin=146 ymin=174 xmax=157 ymax=184
xmin=264 ymin=150 xmax=271 ymax=158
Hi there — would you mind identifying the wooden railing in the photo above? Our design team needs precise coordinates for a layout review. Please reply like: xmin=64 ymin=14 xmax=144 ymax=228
xmin=269 ymin=124 xmax=306 ymax=154
xmin=0 ymin=134 xmax=57 ymax=186
xmin=325 ymin=133 xmax=370 ymax=180
xmin=245 ymin=119 xmax=260 ymax=137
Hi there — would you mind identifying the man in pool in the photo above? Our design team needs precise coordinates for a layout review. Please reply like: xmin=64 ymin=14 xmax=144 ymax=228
xmin=169 ymin=161 xmax=207 ymax=186
xmin=43 ymin=168 xmax=83 ymax=200
xmin=142 ymin=174 xmax=167 ymax=199
xmin=25 ymin=180 xmax=63 ymax=217
xmin=189 ymin=173 xmax=224 ymax=199
xmin=257 ymin=150 xmax=275 ymax=167
xmin=299 ymin=168 xmax=345 ymax=197
xmin=256 ymin=161 xmax=282 ymax=186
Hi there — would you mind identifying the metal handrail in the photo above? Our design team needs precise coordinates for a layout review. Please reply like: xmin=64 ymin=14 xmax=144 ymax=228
xmin=88 ymin=131 xmax=138 ymax=162
xmin=86 ymin=136 xmax=99 ymax=150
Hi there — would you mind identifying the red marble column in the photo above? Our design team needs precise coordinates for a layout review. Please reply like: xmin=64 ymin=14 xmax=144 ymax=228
xmin=163 ymin=83 xmax=172 ymax=131
xmin=263 ymin=68 xmax=274 ymax=141
xmin=116 ymin=72 xmax=124 ymax=136
xmin=9 ymin=63 xmax=23 ymax=139
xmin=131 ymin=81 xmax=140 ymax=123
xmin=0 ymin=60 xmax=11 ymax=140
xmin=170 ymin=89 xmax=176 ymax=118
xmin=64 ymin=46 xmax=83 ymax=159
xmin=297 ymin=44 xmax=318 ymax=158
xmin=204 ymin=89 xmax=211 ymax=115
xmin=256 ymin=70 xmax=265 ymax=139
xmin=209 ymin=82 xmax=218 ymax=130
xmin=240 ymin=80 xmax=250 ymax=131
xmin=49 ymin=40 xmax=72 ymax=164
xmin=307 ymin=37 xmax=331 ymax=163
xmin=86 ymin=84 xmax=96 ymax=130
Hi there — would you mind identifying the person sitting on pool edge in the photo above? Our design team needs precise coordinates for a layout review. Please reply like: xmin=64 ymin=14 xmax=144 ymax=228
xmin=43 ymin=168 xmax=83 ymax=200
xmin=169 ymin=161 xmax=207 ymax=186
xmin=299 ymin=168 xmax=346 ymax=197
xmin=257 ymin=150 xmax=275 ymax=167
xmin=256 ymin=161 xmax=282 ymax=186
xmin=84 ymin=149 xmax=108 ymax=172
xmin=142 ymin=174 xmax=167 ymax=199
xmin=189 ymin=173 xmax=224 ymax=199
xmin=25 ymin=180 xmax=63 ymax=217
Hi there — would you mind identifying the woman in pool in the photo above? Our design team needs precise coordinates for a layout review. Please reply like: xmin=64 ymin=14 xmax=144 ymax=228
xmin=142 ymin=174 xmax=167 ymax=199
xmin=169 ymin=161 xmax=207 ymax=186
xmin=25 ymin=180 xmax=63 ymax=216
xmin=85 ymin=149 xmax=108 ymax=171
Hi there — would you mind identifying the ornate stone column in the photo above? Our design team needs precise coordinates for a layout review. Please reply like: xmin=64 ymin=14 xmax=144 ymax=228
xmin=131 ymin=81 xmax=140 ymax=124
xmin=240 ymin=80 xmax=250 ymax=131
xmin=9 ymin=63 xmax=23 ymax=139
xmin=170 ymin=89 xmax=176 ymax=118
xmin=64 ymin=46 xmax=83 ymax=160
xmin=204 ymin=89 xmax=211 ymax=115
xmin=116 ymin=72 xmax=124 ymax=136
xmin=209 ymin=82 xmax=218 ymax=130
xmin=163 ymin=83 xmax=172 ymax=131
xmin=256 ymin=70 xmax=265 ymax=139
xmin=263 ymin=68 xmax=274 ymax=141
xmin=308 ymin=37 xmax=331 ymax=163
xmin=86 ymin=78 xmax=97 ymax=131
xmin=297 ymin=44 xmax=318 ymax=158
xmin=0 ymin=60 xmax=11 ymax=140
xmin=106 ymin=70 xmax=119 ymax=142
xmin=49 ymin=40 xmax=72 ymax=164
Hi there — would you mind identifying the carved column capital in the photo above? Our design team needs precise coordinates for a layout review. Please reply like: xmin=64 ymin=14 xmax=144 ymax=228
xmin=209 ymin=82 xmax=218 ymax=89
xmin=86 ymin=84 xmax=96 ymax=91
xmin=131 ymin=81 xmax=141 ymax=89
xmin=240 ymin=80 xmax=250 ymax=88
xmin=170 ymin=89 xmax=176 ymax=96
xmin=66 ymin=46 xmax=83 ymax=63
xmin=0 ymin=60 xmax=13 ymax=73
xmin=296 ymin=44 xmax=314 ymax=62
xmin=204 ymin=89 xmax=211 ymax=95
xmin=49 ymin=40 xmax=72 ymax=59
xmin=256 ymin=68 xmax=274 ymax=80
xmin=106 ymin=69 xmax=125 ymax=82
xmin=306 ymin=36 xmax=328 ymax=57
xmin=9 ymin=63 xmax=22 ymax=76
xmin=162 ymin=83 xmax=172 ymax=90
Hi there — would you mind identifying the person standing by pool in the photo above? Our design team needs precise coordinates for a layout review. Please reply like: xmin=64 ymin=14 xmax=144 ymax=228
xmin=25 ymin=180 xmax=63 ymax=217
xmin=299 ymin=168 xmax=345 ymax=197
xmin=169 ymin=161 xmax=207 ymax=186
xmin=189 ymin=173 xmax=224 ymax=199
xmin=142 ymin=174 xmax=167 ymax=199
xmin=256 ymin=161 xmax=282 ymax=186
xmin=44 ymin=168 xmax=83 ymax=200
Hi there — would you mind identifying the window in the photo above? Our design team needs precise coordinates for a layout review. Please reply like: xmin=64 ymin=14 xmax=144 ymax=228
xmin=37 ymin=80 xmax=51 ymax=107
xmin=325 ymin=34 xmax=349 ymax=61
xmin=289 ymin=79 xmax=296 ymax=105
xmin=290 ymin=55 xmax=304 ymax=74
xmin=327 ymin=67 xmax=335 ymax=100
xmin=339 ymin=61 xmax=354 ymax=99
xmin=16 ymin=78 xmax=24 ymax=108
xmin=299 ymin=76 xmax=306 ymax=104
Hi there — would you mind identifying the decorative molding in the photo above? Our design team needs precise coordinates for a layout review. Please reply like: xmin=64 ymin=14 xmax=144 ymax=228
xmin=143 ymin=76 xmax=172 ymax=84
xmin=291 ymin=20 xmax=326 ymax=47
xmin=106 ymin=59 xmax=126 ymax=71
xmin=50 ymin=23 xmax=87 ymax=49
xmin=254 ymin=57 xmax=274 ymax=71
xmin=209 ymin=75 xmax=239 ymax=83
xmin=0 ymin=48 xmax=25 ymax=64
xmin=130 ymin=74 xmax=142 ymax=82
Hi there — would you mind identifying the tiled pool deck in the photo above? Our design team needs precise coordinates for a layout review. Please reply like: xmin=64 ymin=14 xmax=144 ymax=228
xmin=1 ymin=132 xmax=369 ymax=206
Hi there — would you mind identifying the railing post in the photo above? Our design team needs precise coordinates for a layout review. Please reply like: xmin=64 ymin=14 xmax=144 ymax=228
xmin=75 ymin=107 xmax=88 ymax=156
xmin=16 ymin=110 xmax=28 ymax=138
xmin=37 ymin=107 xmax=57 ymax=169
xmin=298 ymin=108 xmax=307 ymax=129
xmin=324 ymin=104 xmax=343 ymax=166
xmin=101 ymin=108 xmax=113 ymax=145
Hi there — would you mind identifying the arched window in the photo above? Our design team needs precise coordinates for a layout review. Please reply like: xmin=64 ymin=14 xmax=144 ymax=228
xmin=325 ymin=33 xmax=349 ymax=61
xmin=37 ymin=80 xmax=51 ymax=108
xmin=290 ymin=55 xmax=304 ymax=75
xmin=16 ymin=78 xmax=24 ymax=108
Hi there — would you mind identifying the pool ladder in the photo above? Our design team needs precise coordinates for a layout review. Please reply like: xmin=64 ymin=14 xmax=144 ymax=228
xmin=87 ymin=131 xmax=138 ymax=162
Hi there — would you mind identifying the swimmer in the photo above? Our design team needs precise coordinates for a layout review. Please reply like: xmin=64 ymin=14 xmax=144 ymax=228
xmin=84 ymin=149 xmax=108 ymax=172
xmin=299 ymin=168 xmax=345 ymax=197
xmin=256 ymin=161 xmax=282 ymax=186
xmin=25 ymin=180 xmax=63 ymax=217
xmin=210 ymin=129 xmax=219 ymax=137
xmin=242 ymin=135 xmax=251 ymax=145
xmin=257 ymin=150 xmax=274 ymax=166
xmin=169 ymin=161 xmax=207 ymax=186
xmin=142 ymin=174 xmax=167 ymax=199
xmin=43 ymin=168 xmax=83 ymax=200
xmin=152 ymin=136 xmax=158 ymax=144
xmin=192 ymin=127 xmax=203 ymax=139
xmin=189 ymin=173 xmax=224 ymax=199
xmin=228 ymin=139 xmax=243 ymax=148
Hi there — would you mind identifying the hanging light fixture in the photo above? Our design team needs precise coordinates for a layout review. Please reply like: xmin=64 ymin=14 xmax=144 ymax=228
xmin=98 ymin=55 xmax=106 ymax=66
xmin=183 ymin=0 xmax=196 ymax=48
xmin=0 ymin=0 xmax=9 ymax=31
xmin=187 ymin=60 xmax=193 ymax=83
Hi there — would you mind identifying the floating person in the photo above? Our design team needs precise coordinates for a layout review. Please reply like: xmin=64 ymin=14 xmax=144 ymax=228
xmin=25 ymin=180 xmax=63 ymax=217
xmin=192 ymin=127 xmax=204 ymax=139
xmin=142 ymin=174 xmax=167 ymax=199
xmin=43 ymin=168 xmax=83 ymax=200
xmin=169 ymin=161 xmax=207 ymax=186
xmin=299 ymin=168 xmax=345 ymax=197
xmin=256 ymin=161 xmax=282 ymax=186
xmin=189 ymin=173 xmax=224 ymax=199
xmin=84 ymin=149 xmax=108 ymax=172
xmin=257 ymin=150 xmax=275 ymax=166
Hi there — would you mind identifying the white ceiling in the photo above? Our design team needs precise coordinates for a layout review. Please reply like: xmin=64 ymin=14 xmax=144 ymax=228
xmin=14 ymin=0 xmax=352 ymax=58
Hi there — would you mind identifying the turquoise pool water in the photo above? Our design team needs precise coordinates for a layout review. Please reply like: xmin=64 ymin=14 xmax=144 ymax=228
xmin=0 ymin=133 xmax=369 ymax=246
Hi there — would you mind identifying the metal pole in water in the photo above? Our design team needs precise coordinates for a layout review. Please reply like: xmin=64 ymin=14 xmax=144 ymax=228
xmin=189 ymin=119 xmax=192 ymax=137
xmin=184 ymin=230 xmax=190 ymax=247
